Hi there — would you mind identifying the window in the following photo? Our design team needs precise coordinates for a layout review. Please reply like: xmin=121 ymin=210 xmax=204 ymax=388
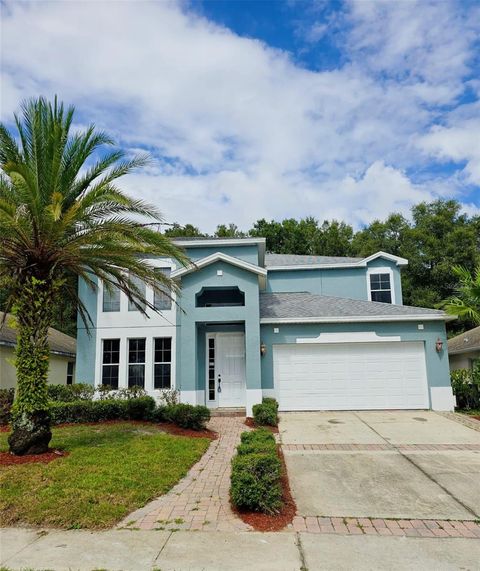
xmin=66 ymin=362 xmax=74 ymax=385
xmin=154 ymin=268 xmax=172 ymax=310
xmin=128 ymin=275 xmax=146 ymax=311
xmin=154 ymin=337 xmax=172 ymax=389
xmin=103 ymin=283 xmax=120 ymax=312
xmin=196 ymin=287 xmax=245 ymax=307
xmin=128 ymin=338 xmax=146 ymax=387
xmin=369 ymin=272 xmax=392 ymax=304
xmin=208 ymin=337 xmax=215 ymax=401
xmin=102 ymin=339 xmax=120 ymax=388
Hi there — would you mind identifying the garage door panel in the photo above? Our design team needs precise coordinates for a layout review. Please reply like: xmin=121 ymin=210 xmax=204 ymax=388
xmin=274 ymin=341 xmax=429 ymax=411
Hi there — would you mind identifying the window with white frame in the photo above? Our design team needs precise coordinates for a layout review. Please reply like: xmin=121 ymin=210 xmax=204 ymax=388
xmin=369 ymin=272 xmax=392 ymax=304
xmin=154 ymin=268 xmax=172 ymax=310
xmin=102 ymin=283 xmax=120 ymax=312
xmin=128 ymin=275 xmax=146 ymax=311
xmin=154 ymin=337 xmax=171 ymax=389
xmin=128 ymin=338 xmax=146 ymax=387
xmin=102 ymin=339 xmax=120 ymax=388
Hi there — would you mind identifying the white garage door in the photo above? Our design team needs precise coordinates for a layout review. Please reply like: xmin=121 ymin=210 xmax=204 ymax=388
xmin=274 ymin=342 xmax=429 ymax=411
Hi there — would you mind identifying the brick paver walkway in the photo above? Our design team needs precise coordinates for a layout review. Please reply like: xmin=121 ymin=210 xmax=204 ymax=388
xmin=283 ymin=443 xmax=480 ymax=452
xmin=118 ymin=417 xmax=252 ymax=532
xmin=291 ymin=516 xmax=480 ymax=538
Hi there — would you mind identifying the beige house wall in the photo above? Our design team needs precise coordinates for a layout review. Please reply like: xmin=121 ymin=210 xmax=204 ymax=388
xmin=449 ymin=350 xmax=480 ymax=372
xmin=0 ymin=345 xmax=75 ymax=389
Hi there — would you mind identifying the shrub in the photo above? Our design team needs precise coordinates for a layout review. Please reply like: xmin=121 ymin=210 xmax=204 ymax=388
xmin=230 ymin=452 xmax=282 ymax=514
xmin=240 ymin=427 xmax=275 ymax=445
xmin=0 ymin=388 xmax=15 ymax=425
xmin=165 ymin=403 xmax=211 ymax=430
xmin=159 ymin=389 xmax=180 ymax=407
xmin=49 ymin=396 xmax=156 ymax=424
xmin=237 ymin=437 xmax=276 ymax=456
xmin=451 ymin=368 xmax=480 ymax=409
xmin=262 ymin=397 xmax=279 ymax=412
xmin=47 ymin=383 xmax=95 ymax=402
xmin=252 ymin=402 xmax=278 ymax=426
xmin=149 ymin=405 xmax=168 ymax=423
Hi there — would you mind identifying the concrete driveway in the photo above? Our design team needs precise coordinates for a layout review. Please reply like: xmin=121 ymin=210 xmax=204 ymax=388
xmin=280 ymin=411 xmax=480 ymax=521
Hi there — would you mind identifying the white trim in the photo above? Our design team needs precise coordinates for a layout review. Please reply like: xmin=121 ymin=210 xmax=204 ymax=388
xmin=171 ymin=252 xmax=267 ymax=279
xmin=267 ymin=251 xmax=408 ymax=271
xmin=296 ymin=332 xmax=402 ymax=344
xmin=430 ymin=387 xmax=455 ymax=411
xmin=246 ymin=389 xmax=263 ymax=417
xmin=367 ymin=266 xmax=396 ymax=305
xmin=173 ymin=238 xmax=265 ymax=248
xmin=260 ymin=314 xmax=454 ymax=324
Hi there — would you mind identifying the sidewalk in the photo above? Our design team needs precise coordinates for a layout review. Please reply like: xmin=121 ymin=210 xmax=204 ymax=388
xmin=1 ymin=527 xmax=479 ymax=570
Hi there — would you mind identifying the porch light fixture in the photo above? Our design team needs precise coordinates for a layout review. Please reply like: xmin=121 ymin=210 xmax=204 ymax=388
xmin=435 ymin=338 xmax=443 ymax=353
xmin=260 ymin=342 xmax=267 ymax=356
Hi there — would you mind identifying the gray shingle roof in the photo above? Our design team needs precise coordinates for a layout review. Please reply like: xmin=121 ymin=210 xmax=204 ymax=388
xmin=260 ymin=292 xmax=446 ymax=321
xmin=448 ymin=326 xmax=480 ymax=354
xmin=0 ymin=312 xmax=76 ymax=357
xmin=265 ymin=254 xmax=363 ymax=266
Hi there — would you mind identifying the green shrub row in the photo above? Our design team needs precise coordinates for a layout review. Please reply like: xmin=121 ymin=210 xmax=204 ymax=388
xmin=164 ymin=403 xmax=211 ymax=430
xmin=252 ymin=397 xmax=279 ymax=426
xmin=230 ymin=428 xmax=282 ymax=514
xmin=50 ymin=396 xmax=156 ymax=424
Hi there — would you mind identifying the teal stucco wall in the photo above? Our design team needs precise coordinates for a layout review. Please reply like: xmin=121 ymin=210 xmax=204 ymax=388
xmin=259 ymin=320 xmax=450 ymax=400
xmin=75 ymin=277 xmax=98 ymax=385
xmin=184 ymin=245 xmax=260 ymax=265
xmin=176 ymin=261 xmax=262 ymax=395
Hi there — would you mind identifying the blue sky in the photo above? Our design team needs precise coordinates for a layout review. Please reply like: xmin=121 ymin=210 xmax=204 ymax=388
xmin=1 ymin=0 xmax=479 ymax=231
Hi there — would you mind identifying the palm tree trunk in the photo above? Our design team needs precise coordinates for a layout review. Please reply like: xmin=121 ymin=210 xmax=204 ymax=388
xmin=8 ymin=278 xmax=53 ymax=455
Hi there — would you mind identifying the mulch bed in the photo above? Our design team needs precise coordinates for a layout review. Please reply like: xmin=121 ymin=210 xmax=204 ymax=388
xmin=232 ymin=445 xmax=296 ymax=532
xmin=0 ymin=448 xmax=69 ymax=466
xmin=244 ymin=417 xmax=279 ymax=434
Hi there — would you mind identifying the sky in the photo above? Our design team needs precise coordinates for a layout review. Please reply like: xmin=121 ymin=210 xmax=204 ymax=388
xmin=1 ymin=0 xmax=479 ymax=232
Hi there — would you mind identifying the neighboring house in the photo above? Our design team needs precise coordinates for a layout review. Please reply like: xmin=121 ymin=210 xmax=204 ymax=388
xmin=76 ymin=238 xmax=455 ymax=414
xmin=0 ymin=312 xmax=76 ymax=389
xmin=448 ymin=326 xmax=480 ymax=371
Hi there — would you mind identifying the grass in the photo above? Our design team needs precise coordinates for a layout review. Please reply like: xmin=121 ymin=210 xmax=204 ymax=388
xmin=0 ymin=422 xmax=209 ymax=529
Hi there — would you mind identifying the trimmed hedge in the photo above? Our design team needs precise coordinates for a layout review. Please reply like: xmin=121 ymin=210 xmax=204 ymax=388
xmin=47 ymin=383 xmax=95 ymax=402
xmin=0 ymin=388 xmax=15 ymax=425
xmin=252 ymin=398 xmax=279 ymax=427
xmin=165 ymin=403 xmax=211 ymax=430
xmin=451 ymin=368 xmax=480 ymax=410
xmin=49 ymin=396 xmax=156 ymax=424
xmin=231 ymin=429 xmax=282 ymax=514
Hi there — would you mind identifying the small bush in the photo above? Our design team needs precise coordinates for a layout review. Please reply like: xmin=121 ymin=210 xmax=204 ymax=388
xmin=237 ymin=438 xmax=276 ymax=456
xmin=0 ymin=388 xmax=15 ymax=425
xmin=149 ymin=405 xmax=168 ymax=423
xmin=230 ymin=452 xmax=282 ymax=514
xmin=159 ymin=389 xmax=180 ymax=407
xmin=47 ymin=383 xmax=95 ymax=402
xmin=252 ymin=402 xmax=278 ymax=426
xmin=165 ymin=404 xmax=211 ymax=430
xmin=49 ymin=396 xmax=156 ymax=424
xmin=451 ymin=368 xmax=480 ymax=410
xmin=262 ymin=397 xmax=279 ymax=412
xmin=240 ymin=427 xmax=275 ymax=445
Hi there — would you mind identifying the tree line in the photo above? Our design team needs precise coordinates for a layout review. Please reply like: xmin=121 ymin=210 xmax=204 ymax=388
xmin=166 ymin=199 xmax=480 ymax=320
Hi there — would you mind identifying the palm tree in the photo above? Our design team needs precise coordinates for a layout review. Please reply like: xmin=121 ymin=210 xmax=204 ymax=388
xmin=441 ymin=265 xmax=480 ymax=324
xmin=0 ymin=97 xmax=189 ymax=455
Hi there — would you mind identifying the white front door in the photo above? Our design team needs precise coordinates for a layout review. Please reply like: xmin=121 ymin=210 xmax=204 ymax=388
xmin=216 ymin=333 xmax=246 ymax=407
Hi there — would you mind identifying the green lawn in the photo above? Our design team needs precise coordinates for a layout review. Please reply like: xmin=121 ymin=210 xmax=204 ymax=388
xmin=0 ymin=423 xmax=209 ymax=529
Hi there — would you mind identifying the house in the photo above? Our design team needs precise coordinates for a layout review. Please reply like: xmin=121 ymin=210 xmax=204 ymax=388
xmin=448 ymin=326 xmax=480 ymax=371
xmin=76 ymin=237 xmax=455 ymax=414
xmin=0 ymin=312 xmax=76 ymax=389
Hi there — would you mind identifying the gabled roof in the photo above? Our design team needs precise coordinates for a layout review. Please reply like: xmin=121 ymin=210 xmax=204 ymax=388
xmin=265 ymin=251 xmax=408 ymax=270
xmin=0 ymin=312 xmax=76 ymax=358
xmin=173 ymin=237 xmax=266 ymax=267
xmin=171 ymin=252 xmax=267 ymax=282
xmin=447 ymin=326 xmax=480 ymax=354
xmin=259 ymin=292 xmax=451 ymax=323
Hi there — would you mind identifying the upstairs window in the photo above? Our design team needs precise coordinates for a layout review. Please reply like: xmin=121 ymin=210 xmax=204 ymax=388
xmin=369 ymin=272 xmax=392 ymax=304
xmin=154 ymin=268 xmax=172 ymax=310
xmin=128 ymin=275 xmax=146 ymax=311
xmin=103 ymin=283 xmax=120 ymax=312
xmin=196 ymin=287 xmax=245 ymax=307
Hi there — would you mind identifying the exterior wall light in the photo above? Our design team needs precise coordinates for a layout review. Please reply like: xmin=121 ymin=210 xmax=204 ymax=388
xmin=435 ymin=338 xmax=444 ymax=353
xmin=260 ymin=342 xmax=267 ymax=356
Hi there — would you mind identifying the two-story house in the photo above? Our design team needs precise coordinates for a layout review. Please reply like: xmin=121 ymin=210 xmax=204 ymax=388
xmin=76 ymin=237 xmax=455 ymax=415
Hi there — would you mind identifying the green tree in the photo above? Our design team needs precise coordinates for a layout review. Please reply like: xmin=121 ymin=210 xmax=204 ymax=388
xmin=0 ymin=97 xmax=188 ymax=455
xmin=441 ymin=265 xmax=480 ymax=325
xmin=214 ymin=223 xmax=245 ymax=237
xmin=351 ymin=213 xmax=410 ymax=258
xmin=314 ymin=220 xmax=354 ymax=256
xmin=164 ymin=223 xmax=206 ymax=237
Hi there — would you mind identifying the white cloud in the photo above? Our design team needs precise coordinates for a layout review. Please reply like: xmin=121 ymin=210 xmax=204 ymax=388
xmin=0 ymin=0 xmax=478 ymax=232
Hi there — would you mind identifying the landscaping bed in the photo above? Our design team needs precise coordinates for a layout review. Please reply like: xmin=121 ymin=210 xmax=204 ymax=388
xmin=0 ymin=422 xmax=209 ymax=528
